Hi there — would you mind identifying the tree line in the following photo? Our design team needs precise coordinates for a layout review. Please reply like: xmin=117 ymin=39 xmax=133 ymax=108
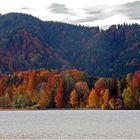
xmin=0 ymin=68 xmax=139 ymax=109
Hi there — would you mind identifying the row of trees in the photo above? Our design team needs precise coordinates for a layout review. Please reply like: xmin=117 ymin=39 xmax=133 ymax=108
xmin=0 ymin=69 xmax=139 ymax=109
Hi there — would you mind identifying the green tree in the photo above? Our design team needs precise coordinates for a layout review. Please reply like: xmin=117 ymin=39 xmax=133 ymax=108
xmin=122 ymin=87 xmax=137 ymax=109
xmin=0 ymin=93 xmax=11 ymax=108
xmin=63 ymin=74 xmax=75 ymax=107
xmin=12 ymin=91 xmax=32 ymax=108
xmin=47 ymin=87 xmax=56 ymax=108
xmin=107 ymin=76 xmax=118 ymax=98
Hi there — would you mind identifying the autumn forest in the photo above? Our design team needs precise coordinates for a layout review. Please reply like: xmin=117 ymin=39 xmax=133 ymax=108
xmin=0 ymin=13 xmax=140 ymax=109
xmin=0 ymin=68 xmax=140 ymax=109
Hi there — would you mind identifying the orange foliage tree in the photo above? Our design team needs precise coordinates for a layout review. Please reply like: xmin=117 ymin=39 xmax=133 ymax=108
xmin=38 ymin=83 xmax=48 ymax=108
xmin=69 ymin=89 xmax=79 ymax=107
xmin=131 ymin=70 xmax=140 ymax=104
xmin=131 ymin=70 xmax=140 ymax=89
xmin=39 ymin=70 xmax=49 ymax=82
xmin=102 ymin=89 xmax=110 ymax=109
xmin=64 ymin=69 xmax=85 ymax=82
xmin=0 ymin=76 xmax=8 ymax=96
xmin=75 ymin=81 xmax=90 ymax=107
xmin=88 ymin=88 xmax=100 ymax=108
xmin=115 ymin=98 xmax=122 ymax=109
xmin=88 ymin=88 xmax=95 ymax=108
xmin=55 ymin=80 xmax=63 ymax=108
xmin=109 ymin=98 xmax=115 ymax=109
xmin=94 ymin=79 xmax=107 ymax=95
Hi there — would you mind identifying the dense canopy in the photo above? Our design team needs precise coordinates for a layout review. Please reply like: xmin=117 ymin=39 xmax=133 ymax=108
xmin=0 ymin=13 xmax=140 ymax=77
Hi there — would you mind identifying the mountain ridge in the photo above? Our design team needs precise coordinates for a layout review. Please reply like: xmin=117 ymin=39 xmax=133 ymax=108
xmin=0 ymin=12 xmax=140 ymax=77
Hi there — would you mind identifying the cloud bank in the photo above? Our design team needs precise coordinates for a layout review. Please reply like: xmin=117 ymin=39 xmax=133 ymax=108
xmin=62 ymin=1 xmax=140 ymax=24
xmin=0 ymin=0 xmax=139 ymax=27
xmin=48 ymin=3 xmax=75 ymax=15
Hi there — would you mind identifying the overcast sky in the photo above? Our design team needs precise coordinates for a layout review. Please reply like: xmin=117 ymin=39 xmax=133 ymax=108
xmin=0 ymin=0 xmax=140 ymax=28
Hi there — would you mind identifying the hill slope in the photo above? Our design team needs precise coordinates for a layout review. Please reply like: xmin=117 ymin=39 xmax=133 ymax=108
xmin=0 ymin=13 xmax=140 ymax=77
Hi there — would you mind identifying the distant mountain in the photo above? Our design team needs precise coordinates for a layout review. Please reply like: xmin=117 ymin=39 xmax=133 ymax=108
xmin=0 ymin=12 xmax=140 ymax=77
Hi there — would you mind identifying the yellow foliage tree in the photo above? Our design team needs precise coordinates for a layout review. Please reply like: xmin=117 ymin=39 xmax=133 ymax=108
xmin=0 ymin=93 xmax=11 ymax=108
xmin=115 ymin=98 xmax=122 ymax=109
xmin=109 ymin=98 xmax=115 ymax=109
xmin=88 ymin=88 xmax=95 ymax=108
xmin=88 ymin=88 xmax=100 ymax=108
xmin=38 ymin=89 xmax=48 ymax=108
xmin=69 ymin=89 xmax=79 ymax=108
xmin=102 ymin=89 xmax=110 ymax=108
xmin=122 ymin=87 xmax=137 ymax=109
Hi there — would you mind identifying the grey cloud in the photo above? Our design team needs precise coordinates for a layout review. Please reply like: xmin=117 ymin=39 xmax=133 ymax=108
xmin=87 ymin=9 xmax=114 ymax=19
xmin=116 ymin=1 xmax=140 ymax=20
xmin=84 ymin=1 xmax=140 ymax=21
xmin=48 ymin=3 xmax=75 ymax=15
xmin=124 ymin=1 xmax=140 ymax=8
xmin=69 ymin=1 xmax=140 ymax=24
xmin=84 ymin=5 xmax=107 ymax=15
xmin=20 ymin=7 xmax=35 ymax=10
xmin=69 ymin=13 xmax=114 ymax=24
xmin=69 ymin=16 xmax=99 ymax=24
xmin=70 ymin=6 xmax=115 ymax=24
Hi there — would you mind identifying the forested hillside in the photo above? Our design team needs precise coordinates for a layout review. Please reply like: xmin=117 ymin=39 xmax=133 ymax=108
xmin=0 ymin=13 xmax=140 ymax=77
